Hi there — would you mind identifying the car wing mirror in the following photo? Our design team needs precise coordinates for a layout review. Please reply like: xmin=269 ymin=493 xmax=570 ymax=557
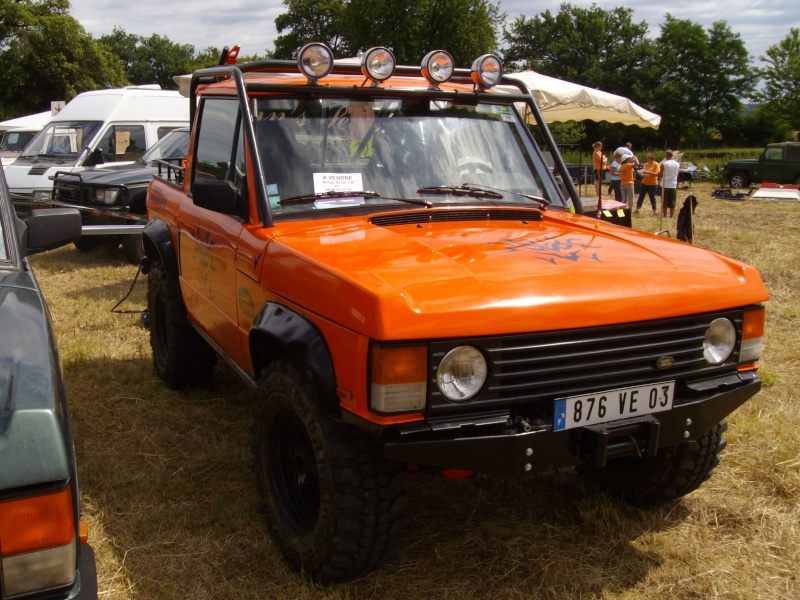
xmin=18 ymin=208 xmax=82 ymax=256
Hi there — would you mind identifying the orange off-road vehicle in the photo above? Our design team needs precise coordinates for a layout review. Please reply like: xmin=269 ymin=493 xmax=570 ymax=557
xmin=142 ymin=45 xmax=769 ymax=582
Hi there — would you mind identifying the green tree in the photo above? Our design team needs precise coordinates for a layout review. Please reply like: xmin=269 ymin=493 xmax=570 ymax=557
xmin=0 ymin=0 xmax=127 ymax=118
xmin=753 ymin=28 xmax=800 ymax=132
xmin=342 ymin=0 xmax=503 ymax=65
xmin=652 ymin=16 xmax=756 ymax=147
xmin=502 ymin=3 xmax=654 ymax=97
xmin=98 ymin=27 xmax=196 ymax=90
xmin=274 ymin=0 xmax=350 ymax=59
xmin=273 ymin=0 xmax=502 ymax=65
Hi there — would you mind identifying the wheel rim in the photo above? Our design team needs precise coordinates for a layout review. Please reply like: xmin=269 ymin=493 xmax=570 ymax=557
xmin=267 ymin=410 xmax=320 ymax=532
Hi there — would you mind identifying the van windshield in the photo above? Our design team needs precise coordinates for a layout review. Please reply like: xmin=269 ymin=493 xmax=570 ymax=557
xmin=21 ymin=121 xmax=103 ymax=160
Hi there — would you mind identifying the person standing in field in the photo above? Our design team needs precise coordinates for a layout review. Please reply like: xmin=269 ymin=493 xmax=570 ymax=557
xmin=634 ymin=153 xmax=660 ymax=215
xmin=608 ymin=150 xmax=623 ymax=201
xmin=592 ymin=141 xmax=607 ymax=200
xmin=660 ymin=150 xmax=681 ymax=218
xmin=618 ymin=153 xmax=639 ymax=209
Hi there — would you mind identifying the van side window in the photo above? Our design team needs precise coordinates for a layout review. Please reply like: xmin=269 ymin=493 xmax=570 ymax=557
xmin=96 ymin=125 xmax=147 ymax=162
xmin=193 ymin=98 xmax=239 ymax=183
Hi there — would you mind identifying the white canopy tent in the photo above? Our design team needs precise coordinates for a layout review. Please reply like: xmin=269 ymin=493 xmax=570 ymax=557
xmin=502 ymin=71 xmax=661 ymax=129
xmin=0 ymin=110 xmax=52 ymax=131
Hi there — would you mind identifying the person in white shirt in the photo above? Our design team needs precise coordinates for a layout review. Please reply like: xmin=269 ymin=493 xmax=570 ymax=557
xmin=659 ymin=150 xmax=681 ymax=218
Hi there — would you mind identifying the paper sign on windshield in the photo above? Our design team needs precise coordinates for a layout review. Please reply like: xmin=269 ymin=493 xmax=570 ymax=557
xmin=313 ymin=173 xmax=364 ymax=193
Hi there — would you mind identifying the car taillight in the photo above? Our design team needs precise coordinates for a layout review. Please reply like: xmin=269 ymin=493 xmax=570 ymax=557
xmin=0 ymin=486 xmax=78 ymax=597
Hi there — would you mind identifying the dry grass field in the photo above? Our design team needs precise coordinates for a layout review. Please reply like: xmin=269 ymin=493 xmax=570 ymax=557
xmin=30 ymin=181 xmax=798 ymax=599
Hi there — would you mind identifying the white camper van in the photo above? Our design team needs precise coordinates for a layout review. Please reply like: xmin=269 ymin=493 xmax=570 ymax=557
xmin=6 ymin=85 xmax=188 ymax=209
xmin=0 ymin=126 xmax=41 ymax=166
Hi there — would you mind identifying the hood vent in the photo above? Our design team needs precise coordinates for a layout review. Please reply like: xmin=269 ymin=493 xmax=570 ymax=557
xmin=28 ymin=166 xmax=50 ymax=176
xmin=370 ymin=209 xmax=543 ymax=227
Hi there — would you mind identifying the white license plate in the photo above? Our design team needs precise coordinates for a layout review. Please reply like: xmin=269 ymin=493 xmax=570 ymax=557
xmin=553 ymin=381 xmax=675 ymax=431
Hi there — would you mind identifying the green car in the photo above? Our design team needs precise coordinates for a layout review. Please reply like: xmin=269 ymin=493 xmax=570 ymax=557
xmin=0 ymin=164 xmax=97 ymax=599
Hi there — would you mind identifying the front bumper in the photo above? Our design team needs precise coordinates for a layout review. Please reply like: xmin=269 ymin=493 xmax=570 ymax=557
xmin=380 ymin=372 xmax=760 ymax=477
xmin=72 ymin=543 xmax=98 ymax=600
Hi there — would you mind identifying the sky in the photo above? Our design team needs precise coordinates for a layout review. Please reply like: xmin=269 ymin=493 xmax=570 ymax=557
xmin=69 ymin=1 xmax=800 ymax=67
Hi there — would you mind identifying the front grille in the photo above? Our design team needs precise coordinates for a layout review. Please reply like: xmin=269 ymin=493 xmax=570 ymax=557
xmin=53 ymin=182 xmax=90 ymax=204
xmin=428 ymin=309 xmax=747 ymax=414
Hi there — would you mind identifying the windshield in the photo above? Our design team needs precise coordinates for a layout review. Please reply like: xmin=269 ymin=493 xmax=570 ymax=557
xmin=1 ymin=130 xmax=36 ymax=152
xmin=254 ymin=97 xmax=564 ymax=217
xmin=141 ymin=129 xmax=190 ymax=165
xmin=20 ymin=121 xmax=103 ymax=160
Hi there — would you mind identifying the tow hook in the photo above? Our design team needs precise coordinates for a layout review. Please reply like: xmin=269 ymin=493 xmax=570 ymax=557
xmin=515 ymin=416 xmax=532 ymax=433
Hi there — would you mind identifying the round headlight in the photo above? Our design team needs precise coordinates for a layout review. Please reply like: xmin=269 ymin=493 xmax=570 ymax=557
xmin=361 ymin=47 xmax=396 ymax=83
xmin=703 ymin=318 xmax=736 ymax=364
xmin=421 ymin=50 xmax=454 ymax=85
xmin=436 ymin=346 xmax=487 ymax=401
xmin=470 ymin=54 xmax=503 ymax=88
xmin=297 ymin=43 xmax=333 ymax=81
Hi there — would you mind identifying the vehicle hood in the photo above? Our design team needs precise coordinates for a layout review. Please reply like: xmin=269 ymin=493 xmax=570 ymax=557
xmin=724 ymin=158 xmax=757 ymax=168
xmin=0 ymin=270 xmax=71 ymax=490
xmin=66 ymin=164 xmax=155 ymax=186
xmin=266 ymin=209 xmax=769 ymax=340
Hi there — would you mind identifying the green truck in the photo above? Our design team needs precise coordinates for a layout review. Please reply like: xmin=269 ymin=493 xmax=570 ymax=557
xmin=721 ymin=141 xmax=800 ymax=188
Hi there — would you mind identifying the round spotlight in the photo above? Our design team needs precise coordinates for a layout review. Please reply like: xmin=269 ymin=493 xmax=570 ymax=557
xmin=471 ymin=54 xmax=503 ymax=89
xmin=703 ymin=318 xmax=736 ymax=364
xmin=436 ymin=346 xmax=487 ymax=401
xmin=361 ymin=47 xmax=396 ymax=83
xmin=297 ymin=43 xmax=333 ymax=82
xmin=421 ymin=50 xmax=454 ymax=85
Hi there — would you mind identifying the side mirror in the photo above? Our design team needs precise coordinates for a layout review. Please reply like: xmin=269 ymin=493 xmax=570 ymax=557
xmin=192 ymin=179 xmax=242 ymax=216
xmin=18 ymin=208 xmax=82 ymax=256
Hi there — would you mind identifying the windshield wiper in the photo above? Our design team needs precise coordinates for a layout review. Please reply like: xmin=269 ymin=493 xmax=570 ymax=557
xmin=417 ymin=185 xmax=504 ymax=200
xmin=460 ymin=183 xmax=551 ymax=209
xmin=279 ymin=190 xmax=380 ymax=206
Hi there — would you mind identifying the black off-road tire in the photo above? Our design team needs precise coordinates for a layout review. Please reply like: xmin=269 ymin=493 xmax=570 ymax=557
xmin=147 ymin=260 xmax=216 ymax=389
xmin=579 ymin=421 xmax=728 ymax=506
xmin=729 ymin=172 xmax=750 ymax=189
xmin=253 ymin=361 xmax=408 ymax=583
xmin=122 ymin=234 xmax=145 ymax=265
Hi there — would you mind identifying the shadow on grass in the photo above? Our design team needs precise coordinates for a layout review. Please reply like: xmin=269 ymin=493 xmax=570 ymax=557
xmin=65 ymin=354 xmax=686 ymax=599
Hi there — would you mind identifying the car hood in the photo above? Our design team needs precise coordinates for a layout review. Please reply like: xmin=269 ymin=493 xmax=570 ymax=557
xmin=266 ymin=209 xmax=769 ymax=340
xmin=64 ymin=164 xmax=156 ymax=186
xmin=0 ymin=271 xmax=71 ymax=490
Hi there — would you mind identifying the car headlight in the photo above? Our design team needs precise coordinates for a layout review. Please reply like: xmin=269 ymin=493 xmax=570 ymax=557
xmin=32 ymin=190 xmax=51 ymax=202
xmin=703 ymin=318 xmax=736 ymax=364
xmin=95 ymin=188 xmax=120 ymax=205
xmin=436 ymin=346 xmax=487 ymax=401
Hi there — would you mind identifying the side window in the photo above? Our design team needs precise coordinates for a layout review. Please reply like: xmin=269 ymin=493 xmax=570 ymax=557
xmin=764 ymin=147 xmax=783 ymax=161
xmin=156 ymin=126 xmax=179 ymax=139
xmin=95 ymin=125 xmax=146 ymax=162
xmin=193 ymin=98 xmax=239 ymax=182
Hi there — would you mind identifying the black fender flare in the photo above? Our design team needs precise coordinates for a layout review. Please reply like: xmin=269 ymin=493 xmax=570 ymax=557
xmin=141 ymin=218 xmax=178 ymax=279
xmin=249 ymin=302 xmax=339 ymax=418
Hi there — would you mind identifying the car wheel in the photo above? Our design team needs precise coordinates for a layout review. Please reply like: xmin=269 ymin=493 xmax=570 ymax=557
xmin=578 ymin=421 xmax=728 ymax=506
xmin=122 ymin=234 xmax=145 ymax=265
xmin=73 ymin=236 xmax=103 ymax=253
xmin=147 ymin=260 xmax=216 ymax=389
xmin=729 ymin=172 xmax=750 ymax=188
xmin=252 ymin=361 xmax=408 ymax=583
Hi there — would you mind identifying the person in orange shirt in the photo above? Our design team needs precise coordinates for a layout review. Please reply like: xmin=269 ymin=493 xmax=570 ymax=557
xmin=634 ymin=153 xmax=660 ymax=215
xmin=618 ymin=154 xmax=639 ymax=209
xmin=592 ymin=141 xmax=607 ymax=200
